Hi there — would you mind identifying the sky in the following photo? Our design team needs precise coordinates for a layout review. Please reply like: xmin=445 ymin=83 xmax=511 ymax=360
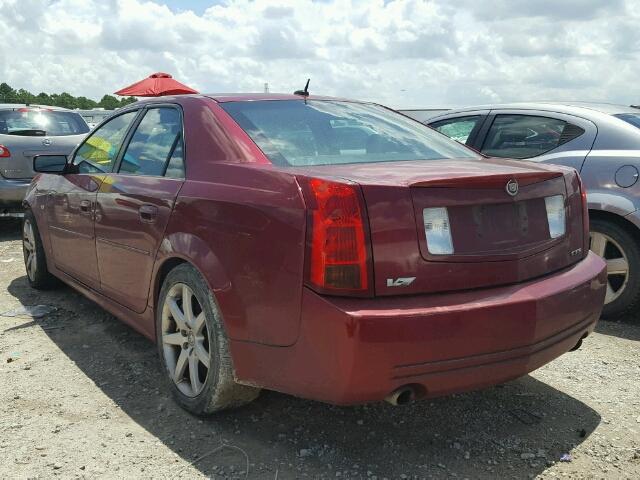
xmin=1 ymin=0 xmax=639 ymax=109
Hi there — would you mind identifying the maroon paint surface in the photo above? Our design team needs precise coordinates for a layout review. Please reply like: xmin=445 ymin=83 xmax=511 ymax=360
xmin=25 ymin=94 xmax=607 ymax=404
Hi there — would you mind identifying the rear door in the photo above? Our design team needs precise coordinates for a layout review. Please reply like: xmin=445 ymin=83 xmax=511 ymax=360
xmin=477 ymin=111 xmax=597 ymax=171
xmin=46 ymin=109 xmax=140 ymax=289
xmin=94 ymin=105 xmax=185 ymax=313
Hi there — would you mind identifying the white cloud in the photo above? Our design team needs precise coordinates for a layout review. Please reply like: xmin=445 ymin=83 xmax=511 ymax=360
xmin=0 ymin=0 xmax=638 ymax=109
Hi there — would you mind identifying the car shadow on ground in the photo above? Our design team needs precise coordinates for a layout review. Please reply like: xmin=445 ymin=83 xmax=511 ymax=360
xmin=5 ymin=274 xmax=602 ymax=479
xmin=595 ymin=318 xmax=640 ymax=341
xmin=0 ymin=218 xmax=21 ymax=242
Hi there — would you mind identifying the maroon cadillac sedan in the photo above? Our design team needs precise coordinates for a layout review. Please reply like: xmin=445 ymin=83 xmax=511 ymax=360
xmin=22 ymin=93 xmax=607 ymax=414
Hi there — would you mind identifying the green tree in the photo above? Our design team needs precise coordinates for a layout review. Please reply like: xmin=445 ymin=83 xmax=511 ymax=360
xmin=98 ymin=94 xmax=120 ymax=110
xmin=15 ymin=88 xmax=36 ymax=105
xmin=0 ymin=81 xmax=134 ymax=110
xmin=76 ymin=96 xmax=98 ymax=109
xmin=0 ymin=82 xmax=16 ymax=103
xmin=35 ymin=92 xmax=52 ymax=105
xmin=119 ymin=96 xmax=138 ymax=107
xmin=57 ymin=92 xmax=76 ymax=109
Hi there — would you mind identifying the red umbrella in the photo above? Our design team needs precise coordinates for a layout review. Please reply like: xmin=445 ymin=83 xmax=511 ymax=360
xmin=114 ymin=72 xmax=198 ymax=97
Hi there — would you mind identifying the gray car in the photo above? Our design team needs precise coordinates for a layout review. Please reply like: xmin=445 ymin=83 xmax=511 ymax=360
xmin=426 ymin=102 xmax=640 ymax=318
xmin=0 ymin=104 xmax=89 ymax=214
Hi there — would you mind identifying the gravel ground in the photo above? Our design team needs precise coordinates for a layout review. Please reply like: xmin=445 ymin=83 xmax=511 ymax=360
xmin=1 ymin=217 xmax=639 ymax=480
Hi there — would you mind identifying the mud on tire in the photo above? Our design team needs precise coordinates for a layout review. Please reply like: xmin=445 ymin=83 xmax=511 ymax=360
xmin=156 ymin=263 xmax=260 ymax=415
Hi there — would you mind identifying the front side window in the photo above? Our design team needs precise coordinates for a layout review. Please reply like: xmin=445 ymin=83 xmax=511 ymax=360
xmin=481 ymin=114 xmax=584 ymax=159
xmin=0 ymin=109 xmax=89 ymax=136
xmin=73 ymin=111 xmax=139 ymax=173
xmin=430 ymin=116 xmax=481 ymax=144
xmin=119 ymin=107 xmax=182 ymax=177
xmin=221 ymin=100 xmax=479 ymax=167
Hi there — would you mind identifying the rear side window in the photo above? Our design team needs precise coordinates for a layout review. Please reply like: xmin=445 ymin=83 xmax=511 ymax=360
xmin=74 ymin=111 xmax=138 ymax=173
xmin=430 ymin=116 xmax=481 ymax=144
xmin=481 ymin=114 xmax=584 ymax=159
xmin=221 ymin=100 xmax=479 ymax=167
xmin=0 ymin=109 xmax=89 ymax=136
xmin=164 ymin=137 xmax=185 ymax=179
xmin=615 ymin=113 xmax=640 ymax=129
xmin=119 ymin=107 xmax=182 ymax=177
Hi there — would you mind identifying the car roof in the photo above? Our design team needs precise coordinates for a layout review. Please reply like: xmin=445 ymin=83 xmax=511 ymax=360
xmin=431 ymin=102 xmax=640 ymax=119
xmin=207 ymin=93 xmax=352 ymax=102
xmin=0 ymin=103 xmax=77 ymax=112
xmin=132 ymin=93 xmax=364 ymax=105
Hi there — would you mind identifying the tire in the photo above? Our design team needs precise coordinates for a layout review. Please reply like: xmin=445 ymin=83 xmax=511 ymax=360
xmin=590 ymin=218 xmax=640 ymax=320
xmin=22 ymin=209 xmax=58 ymax=290
xmin=156 ymin=263 xmax=260 ymax=415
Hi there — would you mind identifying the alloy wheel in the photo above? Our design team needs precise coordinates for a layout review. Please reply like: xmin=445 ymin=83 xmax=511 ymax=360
xmin=590 ymin=231 xmax=629 ymax=305
xmin=23 ymin=220 xmax=37 ymax=282
xmin=161 ymin=283 xmax=210 ymax=397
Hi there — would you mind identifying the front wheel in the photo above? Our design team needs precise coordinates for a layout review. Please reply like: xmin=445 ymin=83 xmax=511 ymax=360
xmin=156 ymin=263 xmax=260 ymax=415
xmin=22 ymin=209 xmax=58 ymax=290
xmin=589 ymin=218 xmax=640 ymax=319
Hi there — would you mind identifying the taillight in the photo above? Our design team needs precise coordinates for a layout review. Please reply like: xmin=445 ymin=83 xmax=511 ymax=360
xmin=576 ymin=171 xmax=589 ymax=254
xmin=301 ymin=177 xmax=372 ymax=295
xmin=0 ymin=145 xmax=10 ymax=158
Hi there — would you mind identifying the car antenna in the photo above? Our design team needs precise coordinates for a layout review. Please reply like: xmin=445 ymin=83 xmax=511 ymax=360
xmin=294 ymin=79 xmax=310 ymax=103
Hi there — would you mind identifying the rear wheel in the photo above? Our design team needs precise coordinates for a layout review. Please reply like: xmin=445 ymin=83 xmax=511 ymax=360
xmin=22 ymin=209 xmax=58 ymax=290
xmin=156 ymin=263 xmax=260 ymax=414
xmin=589 ymin=218 xmax=640 ymax=319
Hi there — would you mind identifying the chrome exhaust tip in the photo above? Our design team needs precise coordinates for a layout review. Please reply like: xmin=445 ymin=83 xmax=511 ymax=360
xmin=385 ymin=386 xmax=417 ymax=406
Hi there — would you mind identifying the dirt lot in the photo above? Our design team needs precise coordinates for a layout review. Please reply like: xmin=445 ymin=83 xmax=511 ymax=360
xmin=1 ymin=218 xmax=639 ymax=480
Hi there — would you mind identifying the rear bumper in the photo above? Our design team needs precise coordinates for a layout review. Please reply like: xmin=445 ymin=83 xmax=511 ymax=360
xmin=231 ymin=252 xmax=607 ymax=405
xmin=0 ymin=176 xmax=30 ymax=212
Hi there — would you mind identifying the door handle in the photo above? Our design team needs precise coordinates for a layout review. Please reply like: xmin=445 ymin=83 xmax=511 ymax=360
xmin=79 ymin=199 xmax=92 ymax=214
xmin=139 ymin=204 xmax=159 ymax=223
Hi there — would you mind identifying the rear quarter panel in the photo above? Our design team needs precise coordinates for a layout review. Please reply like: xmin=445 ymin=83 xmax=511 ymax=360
xmin=155 ymin=163 xmax=307 ymax=346
xmin=579 ymin=117 xmax=640 ymax=220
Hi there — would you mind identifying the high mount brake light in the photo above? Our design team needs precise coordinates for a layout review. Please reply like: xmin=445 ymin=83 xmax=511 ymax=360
xmin=17 ymin=107 xmax=52 ymax=113
xmin=302 ymin=178 xmax=371 ymax=294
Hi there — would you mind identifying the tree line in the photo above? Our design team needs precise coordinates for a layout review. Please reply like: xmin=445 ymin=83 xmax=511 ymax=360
xmin=0 ymin=82 xmax=137 ymax=110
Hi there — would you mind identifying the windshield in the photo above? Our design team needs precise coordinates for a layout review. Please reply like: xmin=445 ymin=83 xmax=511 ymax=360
xmin=0 ymin=109 xmax=89 ymax=136
xmin=615 ymin=113 xmax=640 ymax=129
xmin=221 ymin=100 xmax=480 ymax=166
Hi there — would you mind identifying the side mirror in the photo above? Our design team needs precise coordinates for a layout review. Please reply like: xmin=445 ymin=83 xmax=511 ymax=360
xmin=33 ymin=155 xmax=68 ymax=174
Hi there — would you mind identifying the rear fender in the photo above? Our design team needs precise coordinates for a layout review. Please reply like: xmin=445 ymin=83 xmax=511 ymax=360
xmin=587 ymin=192 xmax=637 ymax=218
xmin=150 ymin=232 xmax=241 ymax=339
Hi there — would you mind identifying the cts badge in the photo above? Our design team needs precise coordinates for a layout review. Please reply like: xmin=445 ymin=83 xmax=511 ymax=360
xmin=387 ymin=277 xmax=416 ymax=287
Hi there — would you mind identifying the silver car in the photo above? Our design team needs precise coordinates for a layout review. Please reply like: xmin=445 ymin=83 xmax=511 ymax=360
xmin=0 ymin=104 xmax=89 ymax=214
xmin=427 ymin=102 xmax=640 ymax=319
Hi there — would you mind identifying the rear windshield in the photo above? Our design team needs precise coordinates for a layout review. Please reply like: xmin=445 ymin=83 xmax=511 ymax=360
xmin=221 ymin=100 xmax=479 ymax=166
xmin=0 ymin=109 xmax=89 ymax=136
xmin=615 ymin=113 xmax=640 ymax=129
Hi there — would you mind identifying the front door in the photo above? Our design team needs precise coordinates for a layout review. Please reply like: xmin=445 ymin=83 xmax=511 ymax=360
xmin=47 ymin=110 xmax=140 ymax=289
xmin=94 ymin=106 xmax=185 ymax=312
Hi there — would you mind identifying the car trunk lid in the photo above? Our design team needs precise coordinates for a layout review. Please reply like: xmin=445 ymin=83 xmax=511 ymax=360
xmin=0 ymin=133 xmax=85 ymax=179
xmin=294 ymin=158 xmax=585 ymax=297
